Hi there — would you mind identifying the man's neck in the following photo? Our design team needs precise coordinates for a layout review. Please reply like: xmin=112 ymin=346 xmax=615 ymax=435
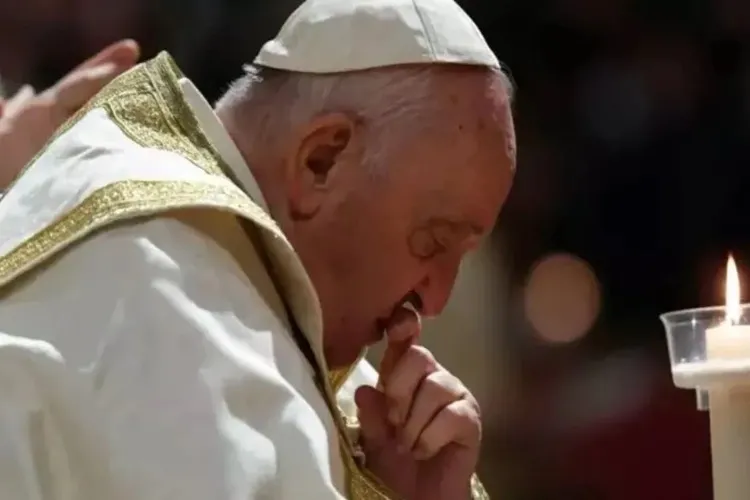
xmin=214 ymin=108 xmax=290 ymax=231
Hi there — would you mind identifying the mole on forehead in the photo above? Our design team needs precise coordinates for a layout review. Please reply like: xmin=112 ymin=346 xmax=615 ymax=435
xmin=452 ymin=114 xmax=491 ymax=133
xmin=442 ymin=86 xmax=510 ymax=134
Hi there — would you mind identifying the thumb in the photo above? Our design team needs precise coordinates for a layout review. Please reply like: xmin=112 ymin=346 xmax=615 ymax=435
xmin=355 ymin=386 xmax=391 ymax=451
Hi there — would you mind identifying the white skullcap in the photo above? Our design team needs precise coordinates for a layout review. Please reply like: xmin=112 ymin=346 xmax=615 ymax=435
xmin=254 ymin=0 xmax=499 ymax=74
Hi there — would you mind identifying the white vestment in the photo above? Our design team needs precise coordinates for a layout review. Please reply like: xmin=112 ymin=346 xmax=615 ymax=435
xmin=0 ymin=53 xmax=487 ymax=500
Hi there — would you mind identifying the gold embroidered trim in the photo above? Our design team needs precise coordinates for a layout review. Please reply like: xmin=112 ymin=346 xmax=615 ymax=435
xmin=328 ymin=358 xmax=397 ymax=497
xmin=91 ymin=54 xmax=225 ymax=177
xmin=329 ymin=365 xmax=357 ymax=393
xmin=0 ymin=179 xmax=264 ymax=287
xmin=345 ymin=450 xmax=397 ymax=500
xmin=471 ymin=474 xmax=490 ymax=499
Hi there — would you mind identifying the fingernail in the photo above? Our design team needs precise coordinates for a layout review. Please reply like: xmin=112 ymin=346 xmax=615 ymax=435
xmin=85 ymin=63 xmax=118 ymax=80
xmin=401 ymin=301 xmax=422 ymax=331
xmin=121 ymin=39 xmax=139 ymax=52
xmin=115 ymin=40 xmax=141 ymax=63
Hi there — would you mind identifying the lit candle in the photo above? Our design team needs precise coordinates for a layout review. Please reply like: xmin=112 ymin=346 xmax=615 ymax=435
xmin=706 ymin=257 xmax=750 ymax=361
xmin=706 ymin=255 xmax=750 ymax=500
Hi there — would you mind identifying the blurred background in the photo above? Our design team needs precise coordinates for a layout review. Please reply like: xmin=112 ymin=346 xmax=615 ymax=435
xmin=4 ymin=0 xmax=750 ymax=497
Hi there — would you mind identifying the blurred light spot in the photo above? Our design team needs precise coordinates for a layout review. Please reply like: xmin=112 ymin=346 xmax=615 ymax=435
xmin=524 ymin=253 xmax=601 ymax=344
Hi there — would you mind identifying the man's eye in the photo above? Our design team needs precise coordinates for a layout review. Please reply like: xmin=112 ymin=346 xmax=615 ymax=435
xmin=409 ymin=230 xmax=446 ymax=260
xmin=425 ymin=237 xmax=447 ymax=259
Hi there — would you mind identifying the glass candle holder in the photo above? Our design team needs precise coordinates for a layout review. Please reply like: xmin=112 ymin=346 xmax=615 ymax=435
xmin=661 ymin=304 xmax=750 ymax=393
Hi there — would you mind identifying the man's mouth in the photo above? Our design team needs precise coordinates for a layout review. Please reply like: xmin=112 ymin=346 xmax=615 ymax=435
xmin=371 ymin=290 xmax=423 ymax=345
xmin=373 ymin=300 xmax=422 ymax=344
xmin=373 ymin=318 xmax=388 ymax=343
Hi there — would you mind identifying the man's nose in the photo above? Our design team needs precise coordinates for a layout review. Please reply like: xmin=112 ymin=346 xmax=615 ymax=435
xmin=414 ymin=259 xmax=462 ymax=318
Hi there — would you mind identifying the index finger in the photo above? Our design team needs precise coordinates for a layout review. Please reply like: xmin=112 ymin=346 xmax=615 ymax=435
xmin=53 ymin=40 xmax=141 ymax=115
xmin=377 ymin=305 xmax=421 ymax=388
xmin=69 ymin=39 xmax=140 ymax=73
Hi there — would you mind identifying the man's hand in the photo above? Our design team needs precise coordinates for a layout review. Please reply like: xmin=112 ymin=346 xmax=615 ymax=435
xmin=356 ymin=307 xmax=482 ymax=500
xmin=0 ymin=39 xmax=140 ymax=190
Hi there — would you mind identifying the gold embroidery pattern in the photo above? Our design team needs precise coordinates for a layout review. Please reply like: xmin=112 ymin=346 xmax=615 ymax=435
xmin=346 ymin=451 xmax=396 ymax=500
xmin=90 ymin=56 xmax=224 ymax=177
xmin=0 ymin=180 xmax=266 ymax=286
xmin=471 ymin=474 xmax=490 ymax=499
xmin=329 ymin=365 xmax=357 ymax=394
xmin=328 ymin=362 xmax=397 ymax=497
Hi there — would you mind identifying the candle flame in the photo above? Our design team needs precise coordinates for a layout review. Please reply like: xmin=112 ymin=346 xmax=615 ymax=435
xmin=726 ymin=254 xmax=741 ymax=324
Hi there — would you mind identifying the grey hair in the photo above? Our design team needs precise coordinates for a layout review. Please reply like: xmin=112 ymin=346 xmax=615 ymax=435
xmin=215 ymin=63 xmax=513 ymax=171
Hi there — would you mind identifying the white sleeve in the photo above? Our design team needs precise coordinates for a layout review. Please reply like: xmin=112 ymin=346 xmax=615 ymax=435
xmin=0 ymin=217 xmax=345 ymax=500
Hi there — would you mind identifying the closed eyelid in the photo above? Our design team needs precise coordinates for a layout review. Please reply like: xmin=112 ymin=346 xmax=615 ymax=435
xmin=410 ymin=219 xmax=483 ymax=260
xmin=408 ymin=228 xmax=443 ymax=260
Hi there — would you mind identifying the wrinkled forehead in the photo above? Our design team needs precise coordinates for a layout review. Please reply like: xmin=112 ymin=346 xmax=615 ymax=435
xmin=440 ymin=69 xmax=516 ymax=159
xmin=434 ymin=92 xmax=516 ymax=227
xmin=449 ymin=82 xmax=516 ymax=175
xmin=411 ymin=143 xmax=514 ymax=237
xmin=381 ymin=68 xmax=516 ymax=225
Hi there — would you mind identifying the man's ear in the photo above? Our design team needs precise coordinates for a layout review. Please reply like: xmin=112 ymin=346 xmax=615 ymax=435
xmin=287 ymin=113 xmax=355 ymax=219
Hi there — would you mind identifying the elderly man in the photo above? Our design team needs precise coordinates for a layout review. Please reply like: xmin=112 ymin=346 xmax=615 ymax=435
xmin=0 ymin=0 xmax=515 ymax=499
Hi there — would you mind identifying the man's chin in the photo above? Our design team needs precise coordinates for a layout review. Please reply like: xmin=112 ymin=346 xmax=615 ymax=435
xmin=323 ymin=323 xmax=384 ymax=370
xmin=324 ymin=342 xmax=371 ymax=371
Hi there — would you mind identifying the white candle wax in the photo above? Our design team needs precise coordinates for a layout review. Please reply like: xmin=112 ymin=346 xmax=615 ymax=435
xmin=706 ymin=323 xmax=750 ymax=500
